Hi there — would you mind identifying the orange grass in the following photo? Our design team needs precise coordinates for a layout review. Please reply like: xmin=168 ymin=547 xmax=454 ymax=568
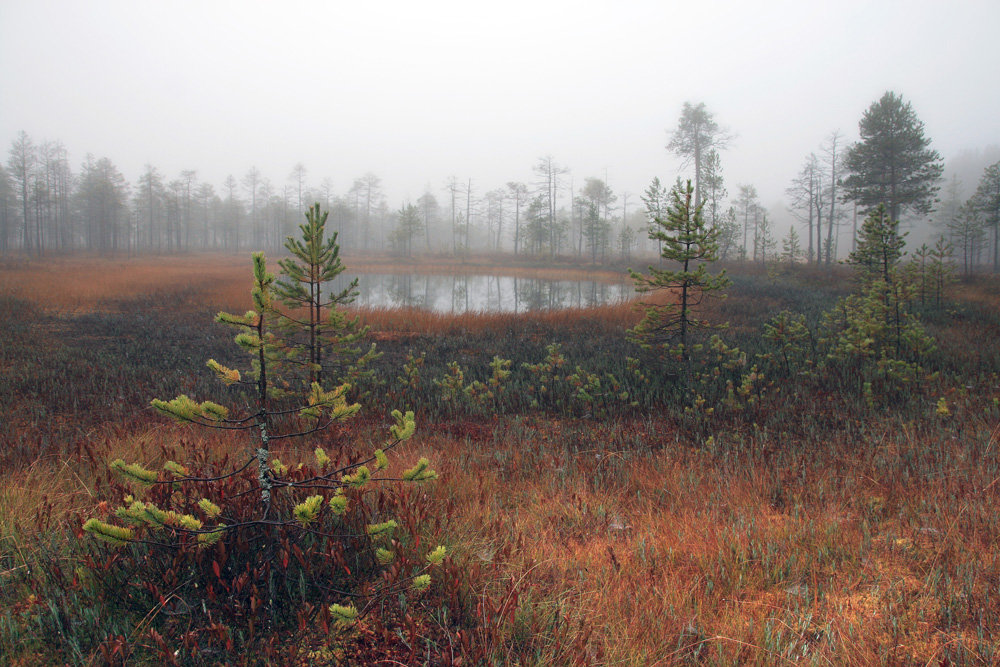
xmin=0 ymin=253 xmax=635 ymax=315
xmin=404 ymin=419 xmax=1000 ymax=664
xmin=0 ymin=424 xmax=179 ymax=541
xmin=9 ymin=413 xmax=997 ymax=664
xmin=0 ymin=254 xmax=252 ymax=313
xmin=357 ymin=301 xmax=644 ymax=337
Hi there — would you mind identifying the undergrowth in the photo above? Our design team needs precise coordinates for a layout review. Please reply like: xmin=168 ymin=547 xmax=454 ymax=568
xmin=2 ymin=258 xmax=1000 ymax=664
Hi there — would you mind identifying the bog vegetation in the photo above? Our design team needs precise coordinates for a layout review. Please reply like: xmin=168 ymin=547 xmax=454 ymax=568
xmin=2 ymin=198 xmax=1000 ymax=664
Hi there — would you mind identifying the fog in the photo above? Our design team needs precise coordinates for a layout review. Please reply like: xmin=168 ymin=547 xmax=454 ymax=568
xmin=2 ymin=0 xmax=999 ymax=231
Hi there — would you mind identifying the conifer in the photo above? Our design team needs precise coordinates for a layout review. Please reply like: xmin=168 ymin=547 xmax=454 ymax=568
xmin=629 ymin=180 xmax=731 ymax=365
xmin=273 ymin=203 xmax=378 ymax=390
xmin=82 ymin=252 xmax=445 ymax=633
xmin=847 ymin=204 xmax=906 ymax=285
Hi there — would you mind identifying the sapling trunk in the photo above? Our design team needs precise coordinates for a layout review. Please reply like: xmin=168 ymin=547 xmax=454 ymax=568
xmin=253 ymin=254 xmax=273 ymax=511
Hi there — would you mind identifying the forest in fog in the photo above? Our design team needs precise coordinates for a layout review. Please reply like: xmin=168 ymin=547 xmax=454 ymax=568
xmin=2 ymin=94 xmax=1000 ymax=275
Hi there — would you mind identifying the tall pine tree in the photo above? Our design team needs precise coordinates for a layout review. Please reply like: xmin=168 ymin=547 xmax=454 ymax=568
xmin=843 ymin=91 xmax=943 ymax=222
xmin=972 ymin=161 xmax=1000 ymax=272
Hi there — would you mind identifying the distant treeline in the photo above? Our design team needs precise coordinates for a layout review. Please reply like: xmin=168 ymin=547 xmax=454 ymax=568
xmin=2 ymin=92 xmax=999 ymax=273
xmin=0 ymin=134 xmax=657 ymax=262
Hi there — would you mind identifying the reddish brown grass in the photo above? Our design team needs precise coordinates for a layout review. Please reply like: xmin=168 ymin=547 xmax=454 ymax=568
xmin=4 ymin=255 xmax=999 ymax=664
xmin=0 ymin=254 xmax=253 ymax=313
xmin=357 ymin=301 xmax=643 ymax=336
xmin=10 ymin=412 xmax=991 ymax=663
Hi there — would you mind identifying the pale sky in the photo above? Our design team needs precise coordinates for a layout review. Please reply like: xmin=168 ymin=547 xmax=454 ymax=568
xmin=2 ymin=0 xmax=998 ymax=214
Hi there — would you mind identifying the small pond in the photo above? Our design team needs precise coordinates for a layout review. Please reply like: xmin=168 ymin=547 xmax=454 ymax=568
xmin=329 ymin=273 xmax=632 ymax=313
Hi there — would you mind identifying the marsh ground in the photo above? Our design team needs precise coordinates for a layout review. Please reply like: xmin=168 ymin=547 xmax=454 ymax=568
xmin=1 ymin=253 xmax=999 ymax=665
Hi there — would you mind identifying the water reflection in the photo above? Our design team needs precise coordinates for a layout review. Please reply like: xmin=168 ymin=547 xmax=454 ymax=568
xmin=331 ymin=273 xmax=631 ymax=313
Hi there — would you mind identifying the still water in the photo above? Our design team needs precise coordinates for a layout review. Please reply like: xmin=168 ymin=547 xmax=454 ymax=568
xmin=330 ymin=273 xmax=632 ymax=313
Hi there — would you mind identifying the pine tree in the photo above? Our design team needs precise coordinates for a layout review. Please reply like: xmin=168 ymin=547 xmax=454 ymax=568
xmin=151 ymin=252 xmax=364 ymax=507
xmin=840 ymin=205 xmax=932 ymax=366
xmin=843 ymin=91 xmax=943 ymax=222
xmin=948 ymin=201 xmax=985 ymax=276
xmin=641 ymin=177 xmax=669 ymax=259
xmin=629 ymin=180 xmax=731 ymax=364
xmin=757 ymin=212 xmax=777 ymax=264
xmin=971 ymin=161 xmax=1000 ymax=271
xmin=273 ymin=203 xmax=377 ymax=390
xmin=847 ymin=204 xmax=906 ymax=285
xmin=83 ymin=252 xmax=444 ymax=636
xmin=667 ymin=103 xmax=732 ymax=211
xmin=782 ymin=227 xmax=803 ymax=264
xmin=716 ymin=206 xmax=741 ymax=261
xmin=909 ymin=243 xmax=933 ymax=308
xmin=928 ymin=235 xmax=954 ymax=308
xmin=701 ymin=149 xmax=727 ymax=228
xmin=391 ymin=202 xmax=423 ymax=257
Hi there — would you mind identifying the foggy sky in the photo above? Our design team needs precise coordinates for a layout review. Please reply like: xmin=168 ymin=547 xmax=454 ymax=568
xmin=2 ymin=0 xmax=999 ymax=214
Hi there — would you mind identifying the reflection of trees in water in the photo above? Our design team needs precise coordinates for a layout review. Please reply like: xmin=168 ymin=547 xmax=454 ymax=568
xmin=326 ymin=273 xmax=629 ymax=313
xmin=583 ymin=281 xmax=613 ymax=308
xmin=517 ymin=279 xmax=545 ymax=311
xmin=485 ymin=275 xmax=502 ymax=311
xmin=517 ymin=279 xmax=569 ymax=311
xmin=387 ymin=274 xmax=425 ymax=308
xmin=451 ymin=275 xmax=468 ymax=313
xmin=516 ymin=280 xmax=618 ymax=311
